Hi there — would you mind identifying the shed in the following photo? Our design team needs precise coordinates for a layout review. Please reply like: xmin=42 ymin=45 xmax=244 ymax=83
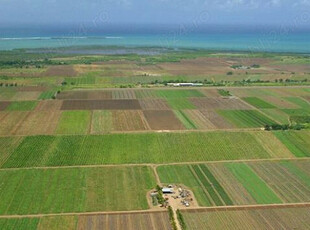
xmin=162 ymin=187 xmax=174 ymax=194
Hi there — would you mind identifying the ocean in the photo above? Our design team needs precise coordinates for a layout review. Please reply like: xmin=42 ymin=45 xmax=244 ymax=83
xmin=0 ymin=25 xmax=309 ymax=53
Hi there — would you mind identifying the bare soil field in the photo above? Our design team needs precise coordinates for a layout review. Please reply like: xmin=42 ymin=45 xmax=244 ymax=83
xmin=272 ymin=64 xmax=310 ymax=73
xmin=12 ymin=111 xmax=61 ymax=135
xmin=207 ymin=163 xmax=257 ymax=205
xmin=112 ymin=110 xmax=149 ymax=131
xmin=61 ymin=100 xmax=141 ymax=110
xmin=199 ymin=110 xmax=236 ymax=129
xmin=90 ymin=110 xmax=113 ymax=134
xmin=190 ymin=98 xmax=251 ymax=110
xmin=181 ymin=206 xmax=310 ymax=230
xmin=139 ymin=99 xmax=171 ymax=110
xmin=183 ymin=110 xmax=216 ymax=129
xmin=143 ymin=110 xmax=185 ymax=130
xmin=42 ymin=65 xmax=77 ymax=77
xmin=260 ymin=96 xmax=299 ymax=109
xmin=199 ymin=89 xmax=222 ymax=97
xmin=11 ymin=91 xmax=41 ymax=101
xmin=112 ymin=90 xmax=136 ymax=99
xmin=248 ymin=161 xmax=310 ymax=203
xmin=157 ymin=57 xmax=276 ymax=76
xmin=269 ymin=88 xmax=309 ymax=97
xmin=35 ymin=100 xmax=63 ymax=111
xmin=0 ymin=111 xmax=30 ymax=135
xmin=16 ymin=86 xmax=47 ymax=92
xmin=77 ymin=212 xmax=172 ymax=230
xmin=0 ymin=102 xmax=10 ymax=111
xmin=303 ymin=95 xmax=310 ymax=102
xmin=158 ymin=57 xmax=231 ymax=75
xmin=57 ymin=91 xmax=112 ymax=100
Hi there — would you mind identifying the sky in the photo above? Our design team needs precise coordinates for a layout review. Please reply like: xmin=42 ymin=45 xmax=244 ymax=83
xmin=0 ymin=0 xmax=310 ymax=28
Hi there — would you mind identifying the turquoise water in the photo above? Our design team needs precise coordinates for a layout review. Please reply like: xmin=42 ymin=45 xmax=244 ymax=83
xmin=0 ymin=31 xmax=309 ymax=53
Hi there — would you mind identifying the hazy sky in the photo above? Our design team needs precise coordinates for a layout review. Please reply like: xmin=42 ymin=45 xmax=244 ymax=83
xmin=0 ymin=0 xmax=310 ymax=27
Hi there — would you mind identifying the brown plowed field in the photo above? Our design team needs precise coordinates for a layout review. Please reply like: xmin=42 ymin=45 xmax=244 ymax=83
xmin=35 ymin=100 xmax=63 ymax=111
xmin=143 ymin=110 xmax=185 ymax=130
xmin=139 ymin=99 xmax=171 ymax=110
xmin=77 ymin=212 xmax=172 ymax=230
xmin=42 ymin=65 xmax=77 ymax=77
xmin=260 ymin=96 xmax=298 ymax=109
xmin=182 ymin=206 xmax=310 ymax=230
xmin=0 ymin=102 xmax=10 ymax=111
xmin=199 ymin=89 xmax=221 ymax=97
xmin=112 ymin=110 xmax=149 ymax=131
xmin=157 ymin=57 xmax=231 ymax=75
xmin=303 ymin=96 xmax=310 ymax=102
xmin=0 ymin=111 xmax=30 ymax=135
xmin=190 ymin=97 xmax=251 ymax=110
xmin=16 ymin=86 xmax=47 ymax=92
xmin=158 ymin=57 xmax=274 ymax=76
xmin=183 ymin=110 xmax=217 ymax=129
xmin=12 ymin=111 xmax=61 ymax=135
xmin=57 ymin=91 xmax=112 ymax=100
xmin=112 ymin=90 xmax=136 ymax=99
xmin=61 ymin=100 xmax=141 ymax=110
xmin=199 ymin=110 xmax=236 ymax=129
xmin=11 ymin=92 xmax=41 ymax=101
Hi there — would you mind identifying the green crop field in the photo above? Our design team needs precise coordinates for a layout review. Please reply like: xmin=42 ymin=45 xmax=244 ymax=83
xmin=226 ymin=163 xmax=282 ymax=204
xmin=260 ymin=109 xmax=290 ymax=124
xmin=0 ymin=166 xmax=155 ymax=215
xmin=90 ymin=110 xmax=113 ymax=133
xmin=166 ymin=98 xmax=196 ymax=109
xmin=173 ymin=110 xmax=197 ymax=129
xmin=156 ymin=89 xmax=204 ymax=98
xmin=273 ymin=131 xmax=310 ymax=157
xmin=5 ymin=101 xmax=38 ymax=111
xmin=158 ymin=164 xmax=233 ymax=206
xmin=158 ymin=161 xmax=303 ymax=207
xmin=0 ymin=218 xmax=39 ymax=230
xmin=280 ymin=161 xmax=310 ymax=188
xmin=38 ymin=90 xmax=57 ymax=100
xmin=285 ymin=97 xmax=310 ymax=110
xmin=0 ymin=131 xmax=290 ymax=168
xmin=218 ymin=110 xmax=276 ymax=127
xmin=56 ymin=111 xmax=91 ymax=134
xmin=243 ymin=97 xmax=276 ymax=109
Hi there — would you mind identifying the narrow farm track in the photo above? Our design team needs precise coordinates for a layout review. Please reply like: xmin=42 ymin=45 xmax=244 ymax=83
xmin=0 ymin=203 xmax=309 ymax=219
xmin=181 ymin=202 xmax=310 ymax=212
xmin=0 ymin=209 xmax=167 ymax=219
xmin=0 ymin=157 xmax=309 ymax=171
xmin=0 ymin=127 xmax=265 ymax=138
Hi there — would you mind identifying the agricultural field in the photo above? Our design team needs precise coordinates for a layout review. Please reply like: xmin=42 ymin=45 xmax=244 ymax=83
xmin=157 ymin=159 xmax=310 ymax=207
xmin=242 ymin=97 xmax=276 ymax=109
xmin=0 ymin=166 xmax=156 ymax=215
xmin=56 ymin=111 xmax=91 ymax=135
xmin=0 ymin=87 xmax=308 ymax=135
xmin=217 ymin=110 xmax=276 ymax=128
xmin=273 ymin=130 xmax=310 ymax=157
xmin=5 ymin=101 xmax=38 ymax=111
xmin=0 ymin=48 xmax=310 ymax=229
xmin=0 ymin=131 xmax=295 ymax=168
xmin=181 ymin=206 xmax=310 ymax=230
xmin=0 ymin=211 xmax=172 ymax=230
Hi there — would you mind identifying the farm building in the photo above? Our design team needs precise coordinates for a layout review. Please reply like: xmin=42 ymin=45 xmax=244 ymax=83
xmin=162 ymin=187 xmax=174 ymax=194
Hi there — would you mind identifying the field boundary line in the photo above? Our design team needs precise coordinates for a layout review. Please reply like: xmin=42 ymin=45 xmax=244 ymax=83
xmin=1 ymin=203 xmax=310 ymax=219
xmin=180 ymin=202 xmax=310 ymax=212
xmin=0 ymin=209 xmax=168 ymax=219
xmin=0 ymin=157 xmax=309 ymax=171
xmin=0 ymin=128 xmax=266 ymax=138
